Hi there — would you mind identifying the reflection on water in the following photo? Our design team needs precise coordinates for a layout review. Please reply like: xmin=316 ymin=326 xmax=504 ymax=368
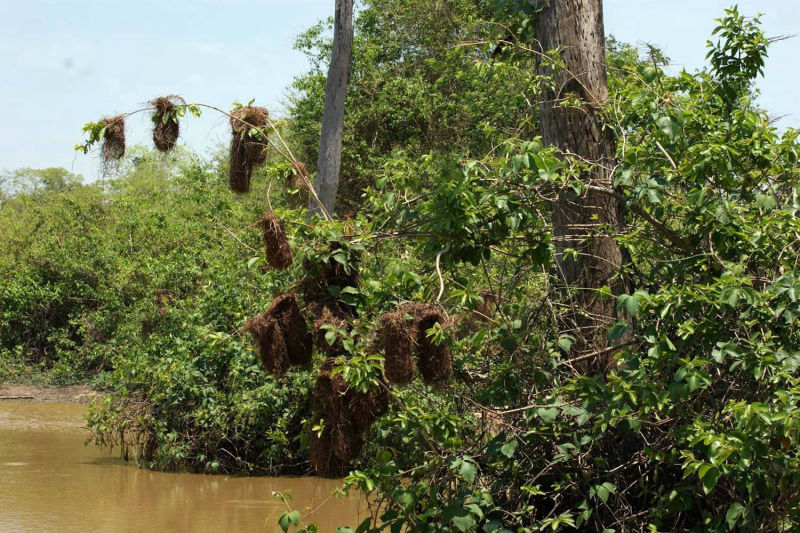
xmin=0 ymin=402 xmax=364 ymax=532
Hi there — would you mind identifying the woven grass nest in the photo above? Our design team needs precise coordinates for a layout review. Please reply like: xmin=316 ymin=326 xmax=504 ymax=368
xmin=244 ymin=292 xmax=312 ymax=376
xmin=101 ymin=115 xmax=126 ymax=163
xmin=228 ymin=106 xmax=269 ymax=193
xmin=256 ymin=211 xmax=293 ymax=270
xmin=309 ymin=369 xmax=388 ymax=477
xmin=150 ymin=96 xmax=183 ymax=152
xmin=379 ymin=302 xmax=452 ymax=385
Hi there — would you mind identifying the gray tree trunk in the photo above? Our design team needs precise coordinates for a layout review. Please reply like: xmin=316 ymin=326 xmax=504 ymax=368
xmin=308 ymin=0 xmax=354 ymax=219
xmin=534 ymin=0 xmax=625 ymax=366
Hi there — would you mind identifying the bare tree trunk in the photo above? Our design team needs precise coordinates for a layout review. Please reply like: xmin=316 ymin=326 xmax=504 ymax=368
xmin=308 ymin=0 xmax=354 ymax=219
xmin=535 ymin=0 xmax=625 ymax=365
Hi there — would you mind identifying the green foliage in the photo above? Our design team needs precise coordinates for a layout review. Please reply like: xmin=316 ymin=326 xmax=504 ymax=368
xmin=1 ymin=149 xmax=317 ymax=472
xmin=287 ymin=0 xmax=543 ymax=213
xmin=328 ymin=7 xmax=800 ymax=532
xmin=4 ymin=3 xmax=799 ymax=532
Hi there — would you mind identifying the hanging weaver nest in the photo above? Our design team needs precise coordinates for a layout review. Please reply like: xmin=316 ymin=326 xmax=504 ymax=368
xmin=474 ymin=289 xmax=498 ymax=322
xmin=309 ymin=411 xmax=348 ymax=477
xmin=229 ymin=137 xmax=250 ymax=193
xmin=150 ymin=96 xmax=182 ymax=152
xmin=228 ymin=106 xmax=269 ymax=193
xmin=346 ymin=384 xmax=389 ymax=432
xmin=267 ymin=292 xmax=313 ymax=367
xmin=101 ymin=115 xmax=126 ymax=163
xmin=312 ymin=305 xmax=352 ymax=357
xmin=256 ymin=211 xmax=293 ymax=270
xmin=291 ymin=161 xmax=308 ymax=185
xmin=140 ymin=316 xmax=153 ymax=339
xmin=379 ymin=302 xmax=452 ymax=386
xmin=301 ymin=242 xmax=361 ymax=318
xmin=154 ymin=288 xmax=174 ymax=318
xmin=411 ymin=304 xmax=452 ymax=385
xmin=379 ymin=309 xmax=415 ymax=385
xmin=324 ymin=242 xmax=360 ymax=291
xmin=310 ymin=371 xmax=360 ymax=476
xmin=308 ymin=368 xmax=388 ymax=477
xmin=244 ymin=292 xmax=312 ymax=376
xmin=244 ymin=315 xmax=289 ymax=376
xmin=154 ymin=289 xmax=174 ymax=308
xmin=288 ymin=161 xmax=309 ymax=208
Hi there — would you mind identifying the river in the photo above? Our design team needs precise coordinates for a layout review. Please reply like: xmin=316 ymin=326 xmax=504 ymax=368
xmin=0 ymin=401 xmax=364 ymax=532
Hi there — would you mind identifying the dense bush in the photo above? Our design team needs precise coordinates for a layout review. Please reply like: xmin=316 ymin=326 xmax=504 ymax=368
xmin=330 ymin=8 xmax=800 ymax=532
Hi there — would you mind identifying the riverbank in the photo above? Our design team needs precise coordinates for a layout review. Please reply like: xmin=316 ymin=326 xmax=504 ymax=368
xmin=0 ymin=401 xmax=362 ymax=531
xmin=0 ymin=384 xmax=102 ymax=404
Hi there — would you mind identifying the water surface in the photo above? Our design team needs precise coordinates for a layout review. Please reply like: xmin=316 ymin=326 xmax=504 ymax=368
xmin=0 ymin=401 xmax=364 ymax=532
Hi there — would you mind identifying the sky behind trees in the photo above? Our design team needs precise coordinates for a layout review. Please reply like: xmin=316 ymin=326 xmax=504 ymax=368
xmin=1 ymin=0 xmax=796 ymax=181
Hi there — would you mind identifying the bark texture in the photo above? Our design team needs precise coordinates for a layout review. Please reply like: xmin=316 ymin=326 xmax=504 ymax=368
xmin=308 ymin=0 xmax=354 ymax=218
xmin=535 ymin=0 xmax=625 ymax=364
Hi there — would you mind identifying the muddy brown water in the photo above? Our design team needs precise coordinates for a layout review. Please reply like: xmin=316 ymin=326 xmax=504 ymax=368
xmin=0 ymin=402 xmax=365 ymax=532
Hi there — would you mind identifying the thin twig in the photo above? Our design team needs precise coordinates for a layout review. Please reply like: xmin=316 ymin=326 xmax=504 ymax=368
xmin=435 ymin=245 xmax=450 ymax=302
xmin=563 ymin=339 xmax=639 ymax=365
xmin=211 ymin=220 xmax=260 ymax=254
xmin=655 ymin=141 xmax=677 ymax=169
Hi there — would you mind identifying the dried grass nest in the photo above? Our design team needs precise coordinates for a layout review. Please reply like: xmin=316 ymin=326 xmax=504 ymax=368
xmin=379 ymin=302 xmax=452 ymax=385
xmin=309 ymin=369 xmax=388 ymax=477
xmin=256 ymin=211 xmax=293 ymax=270
xmin=228 ymin=106 xmax=269 ymax=193
xmin=300 ymin=242 xmax=361 ymax=318
xmin=244 ymin=292 xmax=312 ymax=376
xmin=150 ymin=96 xmax=183 ymax=152
xmin=312 ymin=305 xmax=352 ymax=357
xmin=101 ymin=115 xmax=126 ymax=163
xmin=287 ymin=161 xmax=309 ymax=207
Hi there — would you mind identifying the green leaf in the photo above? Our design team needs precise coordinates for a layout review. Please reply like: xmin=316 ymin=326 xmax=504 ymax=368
xmin=755 ymin=193 xmax=777 ymax=211
xmin=726 ymin=503 xmax=745 ymax=529
xmin=483 ymin=521 xmax=503 ymax=533
xmin=656 ymin=115 xmax=680 ymax=143
xmin=701 ymin=466 xmax=720 ymax=494
xmin=465 ymin=503 xmax=484 ymax=520
xmin=608 ymin=321 xmax=629 ymax=341
xmin=324 ymin=330 xmax=337 ymax=346
xmin=396 ymin=491 xmax=415 ymax=510
xmin=500 ymin=439 xmax=518 ymax=458
xmin=278 ymin=510 xmax=301 ymax=532
xmin=557 ymin=335 xmax=574 ymax=352
xmin=458 ymin=458 xmax=477 ymax=483
xmin=451 ymin=512 xmax=477 ymax=532
xmin=536 ymin=407 xmax=559 ymax=423
xmin=617 ymin=294 xmax=641 ymax=317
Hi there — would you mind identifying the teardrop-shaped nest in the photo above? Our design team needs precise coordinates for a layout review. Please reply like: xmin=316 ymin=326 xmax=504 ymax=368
xmin=152 ymin=115 xmax=178 ymax=151
xmin=309 ymin=371 xmax=359 ymax=476
xmin=101 ymin=115 xmax=126 ymax=162
xmin=257 ymin=211 xmax=293 ymax=270
xmin=244 ymin=292 xmax=312 ymax=376
xmin=312 ymin=305 xmax=352 ymax=358
xmin=378 ymin=302 xmax=452 ymax=385
xmin=379 ymin=309 xmax=415 ymax=385
xmin=228 ymin=106 xmax=269 ymax=193
xmin=150 ymin=96 xmax=183 ymax=152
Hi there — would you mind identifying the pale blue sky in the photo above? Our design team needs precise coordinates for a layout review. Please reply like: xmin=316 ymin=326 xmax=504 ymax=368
xmin=0 ymin=1 xmax=797 ymax=180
